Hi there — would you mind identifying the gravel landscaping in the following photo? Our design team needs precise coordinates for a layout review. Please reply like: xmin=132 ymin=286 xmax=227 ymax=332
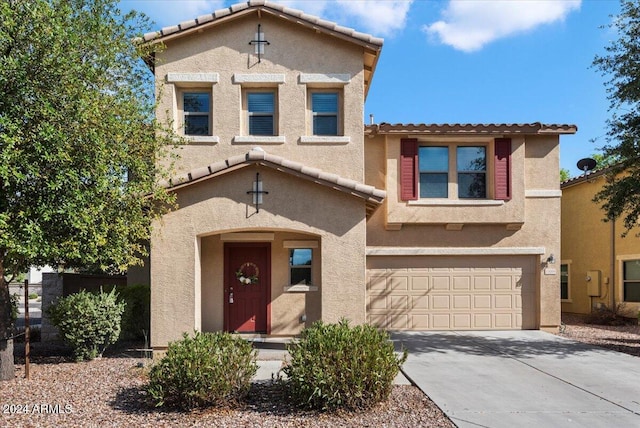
xmin=557 ymin=312 xmax=640 ymax=357
xmin=2 ymin=343 xmax=453 ymax=428
xmin=3 ymin=314 xmax=638 ymax=427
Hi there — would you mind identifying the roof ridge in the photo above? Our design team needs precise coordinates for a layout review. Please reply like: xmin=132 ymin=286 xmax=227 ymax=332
xmin=160 ymin=149 xmax=386 ymax=204
xmin=142 ymin=0 xmax=384 ymax=47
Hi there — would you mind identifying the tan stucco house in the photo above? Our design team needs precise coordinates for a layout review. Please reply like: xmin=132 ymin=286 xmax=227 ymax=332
xmin=140 ymin=1 xmax=577 ymax=352
xmin=561 ymin=168 xmax=640 ymax=316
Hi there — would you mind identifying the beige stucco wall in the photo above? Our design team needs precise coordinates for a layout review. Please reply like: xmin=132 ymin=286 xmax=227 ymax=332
xmin=561 ymin=174 xmax=640 ymax=315
xmin=200 ymin=231 xmax=322 ymax=334
xmin=150 ymin=166 xmax=367 ymax=348
xmin=155 ymin=13 xmax=366 ymax=182
xmin=364 ymin=133 xmax=562 ymax=330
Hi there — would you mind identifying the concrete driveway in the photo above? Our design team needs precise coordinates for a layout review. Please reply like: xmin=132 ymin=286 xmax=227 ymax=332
xmin=393 ymin=330 xmax=640 ymax=428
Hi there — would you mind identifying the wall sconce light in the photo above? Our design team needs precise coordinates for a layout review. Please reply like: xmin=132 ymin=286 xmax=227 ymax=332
xmin=247 ymin=172 xmax=268 ymax=213
xmin=249 ymin=23 xmax=270 ymax=63
xmin=547 ymin=254 xmax=556 ymax=264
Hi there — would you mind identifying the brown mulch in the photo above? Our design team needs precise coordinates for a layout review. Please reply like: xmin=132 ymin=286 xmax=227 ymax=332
xmin=1 ymin=343 xmax=453 ymax=428
xmin=558 ymin=312 xmax=640 ymax=357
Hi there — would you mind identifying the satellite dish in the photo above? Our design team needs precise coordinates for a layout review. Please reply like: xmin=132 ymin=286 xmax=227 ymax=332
xmin=577 ymin=158 xmax=597 ymax=173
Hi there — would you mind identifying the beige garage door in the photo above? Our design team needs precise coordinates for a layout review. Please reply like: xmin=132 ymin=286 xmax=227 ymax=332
xmin=366 ymin=256 xmax=537 ymax=330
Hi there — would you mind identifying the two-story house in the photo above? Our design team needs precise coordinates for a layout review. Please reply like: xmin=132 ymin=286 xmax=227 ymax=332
xmin=141 ymin=1 xmax=576 ymax=353
xmin=561 ymin=168 xmax=640 ymax=316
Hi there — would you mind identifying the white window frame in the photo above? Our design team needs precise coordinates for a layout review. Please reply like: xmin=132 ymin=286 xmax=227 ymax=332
xmin=283 ymin=240 xmax=319 ymax=292
xmin=181 ymin=91 xmax=211 ymax=137
xmin=309 ymin=89 xmax=341 ymax=136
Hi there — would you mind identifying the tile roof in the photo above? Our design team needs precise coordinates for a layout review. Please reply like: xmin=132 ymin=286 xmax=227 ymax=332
xmin=142 ymin=0 xmax=383 ymax=48
xmin=561 ymin=163 xmax=623 ymax=188
xmin=140 ymin=0 xmax=383 ymax=97
xmin=159 ymin=148 xmax=386 ymax=216
xmin=365 ymin=122 xmax=578 ymax=135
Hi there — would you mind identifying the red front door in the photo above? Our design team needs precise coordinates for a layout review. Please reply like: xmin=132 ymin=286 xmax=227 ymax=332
xmin=224 ymin=243 xmax=270 ymax=333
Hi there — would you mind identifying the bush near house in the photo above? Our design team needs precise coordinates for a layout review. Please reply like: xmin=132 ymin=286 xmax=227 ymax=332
xmin=585 ymin=303 xmax=637 ymax=326
xmin=146 ymin=331 xmax=258 ymax=410
xmin=115 ymin=284 xmax=150 ymax=341
xmin=281 ymin=319 xmax=408 ymax=411
xmin=46 ymin=288 xmax=125 ymax=361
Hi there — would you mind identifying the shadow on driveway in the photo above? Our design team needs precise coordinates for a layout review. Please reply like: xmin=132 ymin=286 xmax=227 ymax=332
xmin=391 ymin=330 xmax=609 ymax=360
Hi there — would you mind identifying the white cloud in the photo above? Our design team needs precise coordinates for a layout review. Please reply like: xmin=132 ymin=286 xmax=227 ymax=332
xmin=276 ymin=0 xmax=412 ymax=37
xmin=121 ymin=0 xmax=411 ymax=37
xmin=121 ymin=1 xmax=226 ymax=26
xmin=424 ymin=0 xmax=581 ymax=52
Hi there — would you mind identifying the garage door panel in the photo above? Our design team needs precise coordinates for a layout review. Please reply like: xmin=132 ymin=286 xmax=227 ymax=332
xmin=411 ymin=276 xmax=429 ymax=290
xmin=453 ymin=295 xmax=471 ymax=309
xmin=411 ymin=296 xmax=429 ymax=309
xmin=473 ymin=276 xmax=491 ymax=290
xmin=453 ymin=276 xmax=471 ymax=290
xmin=366 ymin=256 xmax=536 ymax=330
xmin=453 ymin=314 xmax=471 ymax=328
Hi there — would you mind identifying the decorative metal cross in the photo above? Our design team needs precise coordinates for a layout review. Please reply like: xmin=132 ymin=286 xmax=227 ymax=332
xmin=248 ymin=24 xmax=270 ymax=63
xmin=247 ymin=172 xmax=269 ymax=213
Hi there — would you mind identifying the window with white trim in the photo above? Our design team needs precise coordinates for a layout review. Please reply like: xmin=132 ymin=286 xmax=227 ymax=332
xmin=246 ymin=90 xmax=276 ymax=136
xmin=182 ymin=92 xmax=210 ymax=136
xmin=560 ymin=263 xmax=570 ymax=301
xmin=310 ymin=91 xmax=340 ymax=136
xmin=290 ymin=248 xmax=312 ymax=285
xmin=623 ymin=259 xmax=640 ymax=302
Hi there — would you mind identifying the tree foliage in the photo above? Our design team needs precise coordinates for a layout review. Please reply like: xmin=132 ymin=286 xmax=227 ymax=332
xmin=0 ymin=0 xmax=177 ymax=378
xmin=592 ymin=0 xmax=640 ymax=233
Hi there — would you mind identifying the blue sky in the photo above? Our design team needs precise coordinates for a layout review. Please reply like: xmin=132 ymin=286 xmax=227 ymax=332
xmin=119 ymin=0 xmax=622 ymax=177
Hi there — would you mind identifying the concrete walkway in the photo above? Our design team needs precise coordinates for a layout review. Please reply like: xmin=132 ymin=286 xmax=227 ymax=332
xmin=393 ymin=330 xmax=640 ymax=428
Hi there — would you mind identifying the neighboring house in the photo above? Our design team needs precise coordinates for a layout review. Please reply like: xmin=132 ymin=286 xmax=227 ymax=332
xmin=140 ymin=0 xmax=576 ymax=353
xmin=561 ymin=168 xmax=640 ymax=315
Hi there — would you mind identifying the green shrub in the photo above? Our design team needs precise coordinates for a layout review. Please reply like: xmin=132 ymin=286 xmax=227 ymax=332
xmin=46 ymin=288 xmax=125 ymax=361
xmin=116 ymin=284 xmax=150 ymax=341
xmin=281 ymin=319 xmax=407 ymax=411
xmin=146 ymin=331 xmax=258 ymax=410
xmin=585 ymin=303 xmax=635 ymax=326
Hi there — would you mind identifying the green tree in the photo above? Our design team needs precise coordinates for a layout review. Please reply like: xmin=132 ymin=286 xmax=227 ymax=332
xmin=592 ymin=0 xmax=640 ymax=234
xmin=0 ymin=0 xmax=176 ymax=380
xmin=560 ymin=168 xmax=571 ymax=182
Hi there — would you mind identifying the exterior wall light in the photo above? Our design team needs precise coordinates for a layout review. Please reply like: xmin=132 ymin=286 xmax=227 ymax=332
xmin=247 ymin=172 xmax=268 ymax=213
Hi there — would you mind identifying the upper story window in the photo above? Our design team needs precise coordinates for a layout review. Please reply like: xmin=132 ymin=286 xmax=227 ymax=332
xmin=417 ymin=145 xmax=487 ymax=199
xmin=183 ymin=92 xmax=210 ymax=136
xmin=419 ymin=147 xmax=448 ymax=198
xmin=247 ymin=90 xmax=276 ymax=136
xmin=623 ymin=260 xmax=640 ymax=302
xmin=457 ymin=146 xmax=487 ymax=198
xmin=401 ymin=138 xmax=511 ymax=202
xmin=311 ymin=91 xmax=339 ymax=136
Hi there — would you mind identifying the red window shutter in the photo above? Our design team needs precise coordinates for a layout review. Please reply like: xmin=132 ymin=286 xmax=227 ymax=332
xmin=400 ymin=138 xmax=419 ymax=201
xmin=494 ymin=138 xmax=512 ymax=200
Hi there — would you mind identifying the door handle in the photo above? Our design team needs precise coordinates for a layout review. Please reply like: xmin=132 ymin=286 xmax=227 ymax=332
xmin=229 ymin=292 xmax=234 ymax=304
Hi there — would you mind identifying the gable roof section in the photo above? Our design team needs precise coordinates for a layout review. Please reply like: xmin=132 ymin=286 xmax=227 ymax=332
xmin=142 ymin=0 xmax=383 ymax=97
xmin=160 ymin=149 xmax=386 ymax=217
xmin=365 ymin=122 xmax=578 ymax=136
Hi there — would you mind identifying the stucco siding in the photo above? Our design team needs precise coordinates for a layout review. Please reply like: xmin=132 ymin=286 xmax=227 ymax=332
xmin=150 ymin=166 xmax=367 ymax=347
xmin=155 ymin=13 xmax=366 ymax=182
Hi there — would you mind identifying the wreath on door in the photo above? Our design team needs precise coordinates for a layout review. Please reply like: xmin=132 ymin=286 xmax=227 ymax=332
xmin=236 ymin=262 xmax=259 ymax=285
